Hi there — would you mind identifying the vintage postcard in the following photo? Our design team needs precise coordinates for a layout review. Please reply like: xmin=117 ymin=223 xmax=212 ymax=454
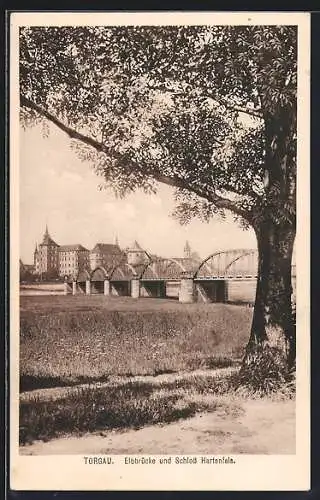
xmin=10 ymin=11 xmax=310 ymax=491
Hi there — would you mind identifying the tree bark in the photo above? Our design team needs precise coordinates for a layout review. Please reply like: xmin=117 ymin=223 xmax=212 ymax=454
xmin=241 ymin=218 xmax=296 ymax=382
xmin=239 ymin=105 xmax=297 ymax=387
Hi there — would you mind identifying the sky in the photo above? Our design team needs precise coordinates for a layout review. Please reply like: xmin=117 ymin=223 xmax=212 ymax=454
xmin=19 ymin=123 xmax=257 ymax=265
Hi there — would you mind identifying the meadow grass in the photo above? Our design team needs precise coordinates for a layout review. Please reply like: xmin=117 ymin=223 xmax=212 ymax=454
xmin=19 ymin=373 xmax=232 ymax=444
xmin=19 ymin=296 xmax=296 ymax=446
xmin=20 ymin=370 xmax=295 ymax=445
xmin=20 ymin=382 xmax=196 ymax=444
xmin=20 ymin=295 xmax=252 ymax=391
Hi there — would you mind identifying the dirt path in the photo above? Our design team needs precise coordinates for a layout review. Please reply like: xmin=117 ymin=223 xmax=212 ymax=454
xmin=20 ymin=398 xmax=295 ymax=455
xmin=20 ymin=366 xmax=237 ymax=402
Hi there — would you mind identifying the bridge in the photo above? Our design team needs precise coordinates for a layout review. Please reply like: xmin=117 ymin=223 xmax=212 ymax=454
xmin=65 ymin=248 xmax=296 ymax=304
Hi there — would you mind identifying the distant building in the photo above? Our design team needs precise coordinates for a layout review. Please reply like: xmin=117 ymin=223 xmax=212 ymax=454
xmin=33 ymin=244 xmax=40 ymax=274
xmin=184 ymin=240 xmax=192 ymax=258
xmin=183 ymin=240 xmax=200 ymax=261
xmin=24 ymin=264 xmax=36 ymax=274
xmin=29 ymin=225 xmax=202 ymax=281
xmin=59 ymin=244 xmax=90 ymax=279
xmin=34 ymin=225 xmax=59 ymax=276
xmin=20 ymin=259 xmax=36 ymax=281
xmin=126 ymin=240 xmax=149 ymax=266
xmin=90 ymin=242 xmax=124 ymax=271
xmin=33 ymin=225 xmax=91 ymax=279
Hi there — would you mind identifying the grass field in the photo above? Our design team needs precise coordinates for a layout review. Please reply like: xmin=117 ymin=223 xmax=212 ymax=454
xmin=20 ymin=295 xmax=252 ymax=391
xmin=19 ymin=370 xmax=238 ymax=445
xmin=21 ymin=396 xmax=296 ymax=455
xmin=19 ymin=296 xmax=296 ymax=450
xmin=20 ymin=369 xmax=295 ymax=448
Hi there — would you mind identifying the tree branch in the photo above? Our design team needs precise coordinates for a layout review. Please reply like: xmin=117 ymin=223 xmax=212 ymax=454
xmin=201 ymin=92 xmax=263 ymax=119
xmin=148 ymin=172 xmax=250 ymax=219
xmin=21 ymin=95 xmax=111 ymax=155
xmin=146 ymin=83 xmax=263 ymax=119
xmin=21 ymin=94 xmax=251 ymax=220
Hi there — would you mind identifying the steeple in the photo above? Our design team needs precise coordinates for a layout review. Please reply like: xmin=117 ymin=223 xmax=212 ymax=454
xmin=115 ymin=235 xmax=119 ymax=247
xmin=41 ymin=224 xmax=58 ymax=247
xmin=184 ymin=240 xmax=191 ymax=258
xmin=34 ymin=242 xmax=39 ymax=267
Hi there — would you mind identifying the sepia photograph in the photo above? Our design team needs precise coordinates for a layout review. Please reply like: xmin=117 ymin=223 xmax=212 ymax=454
xmin=10 ymin=11 xmax=310 ymax=491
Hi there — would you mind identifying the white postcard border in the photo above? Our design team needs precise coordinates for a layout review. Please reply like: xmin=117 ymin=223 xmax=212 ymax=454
xmin=10 ymin=11 xmax=310 ymax=491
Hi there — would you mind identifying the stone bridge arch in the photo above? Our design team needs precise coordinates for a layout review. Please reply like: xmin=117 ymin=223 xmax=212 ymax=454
xmin=108 ymin=262 xmax=138 ymax=296
xmin=90 ymin=266 xmax=109 ymax=281
xmin=74 ymin=268 xmax=91 ymax=294
xmin=90 ymin=266 xmax=109 ymax=294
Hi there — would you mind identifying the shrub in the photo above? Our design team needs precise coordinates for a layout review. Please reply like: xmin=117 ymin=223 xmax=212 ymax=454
xmin=237 ymin=344 xmax=293 ymax=395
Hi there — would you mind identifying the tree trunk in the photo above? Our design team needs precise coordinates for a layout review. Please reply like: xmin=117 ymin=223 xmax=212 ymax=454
xmin=240 ymin=219 xmax=296 ymax=388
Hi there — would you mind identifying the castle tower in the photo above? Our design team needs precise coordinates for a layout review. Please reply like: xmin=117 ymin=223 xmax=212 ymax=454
xmin=37 ymin=225 xmax=59 ymax=276
xmin=184 ymin=240 xmax=192 ymax=259
xmin=33 ymin=243 xmax=38 ymax=263
xmin=33 ymin=243 xmax=40 ymax=274
xmin=127 ymin=240 xmax=147 ymax=266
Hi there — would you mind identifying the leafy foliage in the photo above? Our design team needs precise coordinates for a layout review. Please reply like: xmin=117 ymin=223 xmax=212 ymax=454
xmin=20 ymin=25 xmax=297 ymax=226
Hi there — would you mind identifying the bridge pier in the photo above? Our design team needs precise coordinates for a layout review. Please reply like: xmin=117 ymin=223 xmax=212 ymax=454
xmin=104 ymin=279 xmax=110 ymax=296
xmin=131 ymin=278 xmax=140 ymax=298
xmin=179 ymin=273 xmax=195 ymax=303
xmin=72 ymin=281 xmax=77 ymax=295
xmin=85 ymin=279 xmax=91 ymax=295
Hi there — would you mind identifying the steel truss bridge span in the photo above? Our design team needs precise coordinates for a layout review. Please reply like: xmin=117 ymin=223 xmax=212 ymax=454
xmin=73 ymin=248 xmax=296 ymax=283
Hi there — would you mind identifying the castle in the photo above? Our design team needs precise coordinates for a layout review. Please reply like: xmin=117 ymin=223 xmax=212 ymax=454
xmin=31 ymin=225 xmax=166 ymax=280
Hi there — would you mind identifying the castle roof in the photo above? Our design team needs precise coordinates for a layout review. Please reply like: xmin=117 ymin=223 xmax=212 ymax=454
xmin=20 ymin=260 xmax=34 ymax=272
xmin=24 ymin=264 xmax=35 ymax=271
xmin=41 ymin=234 xmax=59 ymax=246
xmin=59 ymin=244 xmax=88 ymax=252
xmin=41 ymin=225 xmax=59 ymax=247
xmin=131 ymin=240 xmax=142 ymax=250
xmin=91 ymin=243 xmax=122 ymax=254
